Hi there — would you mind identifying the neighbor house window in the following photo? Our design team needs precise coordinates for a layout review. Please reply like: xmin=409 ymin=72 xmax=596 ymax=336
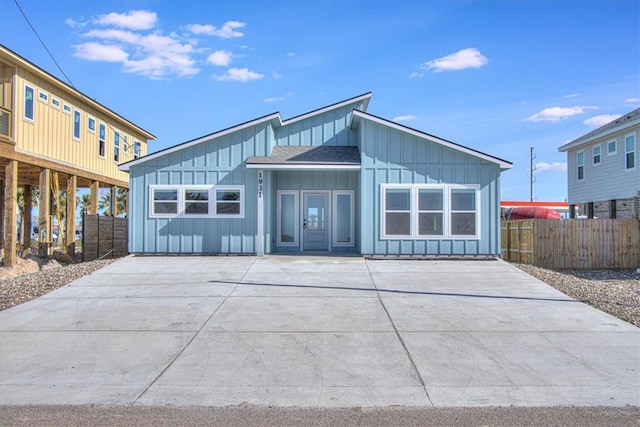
xmin=63 ymin=104 xmax=71 ymax=114
xmin=381 ymin=184 xmax=479 ymax=239
xmin=215 ymin=187 xmax=243 ymax=216
xmin=577 ymin=151 xmax=584 ymax=181
xmin=625 ymin=134 xmax=636 ymax=170
xmin=38 ymin=90 xmax=48 ymax=103
xmin=51 ymin=98 xmax=60 ymax=109
xmin=149 ymin=185 xmax=244 ymax=218
xmin=133 ymin=141 xmax=141 ymax=158
xmin=73 ymin=109 xmax=81 ymax=140
xmin=98 ymin=123 xmax=106 ymax=158
xmin=592 ymin=145 xmax=601 ymax=165
xmin=24 ymin=84 xmax=34 ymax=120
xmin=607 ymin=140 xmax=617 ymax=155
xmin=114 ymin=131 xmax=120 ymax=162
xmin=87 ymin=116 xmax=96 ymax=133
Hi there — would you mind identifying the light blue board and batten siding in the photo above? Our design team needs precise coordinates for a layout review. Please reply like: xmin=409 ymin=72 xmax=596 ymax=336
xmin=128 ymin=123 xmax=272 ymax=254
xmin=275 ymin=102 xmax=362 ymax=147
xmin=358 ymin=119 xmax=502 ymax=256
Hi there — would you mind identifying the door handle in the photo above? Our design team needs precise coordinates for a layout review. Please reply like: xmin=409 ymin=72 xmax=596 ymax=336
xmin=303 ymin=219 xmax=307 ymax=229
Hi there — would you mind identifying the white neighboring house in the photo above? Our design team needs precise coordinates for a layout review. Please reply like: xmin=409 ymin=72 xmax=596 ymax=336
xmin=558 ymin=108 xmax=639 ymax=219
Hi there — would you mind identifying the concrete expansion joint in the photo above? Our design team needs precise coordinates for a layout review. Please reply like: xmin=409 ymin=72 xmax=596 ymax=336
xmin=363 ymin=259 xmax=435 ymax=407
xmin=132 ymin=257 xmax=258 ymax=404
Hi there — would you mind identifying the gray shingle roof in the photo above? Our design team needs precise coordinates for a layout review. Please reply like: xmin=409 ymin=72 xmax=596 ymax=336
xmin=247 ymin=146 xmax=360 ymax=166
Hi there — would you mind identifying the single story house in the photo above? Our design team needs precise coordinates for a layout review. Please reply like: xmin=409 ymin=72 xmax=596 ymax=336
xmin=120 ymin=93 xmax=512 ymax=257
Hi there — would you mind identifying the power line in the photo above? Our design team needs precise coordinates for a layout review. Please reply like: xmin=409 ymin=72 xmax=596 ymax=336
xmin=13 ymin=0 xmax=76 ymax=89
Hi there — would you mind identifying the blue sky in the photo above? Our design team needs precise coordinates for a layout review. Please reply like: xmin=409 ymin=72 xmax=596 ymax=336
xmin=1 ymin=0 xmax=638 ymax=202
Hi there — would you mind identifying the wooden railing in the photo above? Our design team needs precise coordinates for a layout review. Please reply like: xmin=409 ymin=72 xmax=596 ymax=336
xmin=501 ymin=219 xmax=640 ymax=269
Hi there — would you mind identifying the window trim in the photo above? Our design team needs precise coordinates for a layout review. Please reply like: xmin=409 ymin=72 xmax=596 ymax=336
xmin=133 ymin=140 xmax=141 ymax=159
xmin=332 ymin=190 xmax=355 ymax=247
xmin=114 ymin=130 xmax=120 ymax=163
xmin=51 ymin=97 xmax=61 ymax=109
xmin=592 ymin=144 xmax=601 ymax=166
xmin=381 ymin=184 xmax=480 ymax=240
xmin=577 ymin=150 xmax=585 ymax=181
xmin=87 ymin=116 xmax=96 ymax=133
xmin=24 ymin=84 xmax=34 ymax=121
xmin=149 ymin=185 xmax=245 ymax=219
xmin=73 ymin=109 xmax=81 ymax=141
xmin=38 ymin=90 xmax=49 ymax=104
xmin=625 ymin=133 xmax=636 ymax=171
xmin=607 ymin=139 xmax=617 ymax=156
xmin=98 ymin=122 xmax=107 ymax=159
xmin=62 ymin=104 xmax=71 ymax=114
xmin=277 ymin=190 xmax=299 ymax=246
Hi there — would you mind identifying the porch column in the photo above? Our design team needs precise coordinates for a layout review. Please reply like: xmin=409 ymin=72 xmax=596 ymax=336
xmin=110 ymin=185 xmax=118 ymax=216
xmin=23 ymin=185 xmax=32 ymax=250
xmin=256 ymin=170 xmax=264 ymax=256
xmin=89 ymin=180 xmax=99 ymax=215
xmin=65 ymin=175 xmax=77 ymax=257
xmin=38 ymin=168 xmax=51 ymax=257
xmin=3 ymin=160 xmax=17 ymax=267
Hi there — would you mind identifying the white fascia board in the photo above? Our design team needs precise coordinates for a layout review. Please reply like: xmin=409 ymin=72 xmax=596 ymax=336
xmin=352 ymin=110 xmax=512 ymax=170
xmin=282 ymin=93 xmax=372 ymax=126
xmin=119 ymin=113 xmax=282 ymax=171
xmin=558 ymin=117 xmax=640 ymax=152
xmin=246 ymin=164 xmax=361 ymax=170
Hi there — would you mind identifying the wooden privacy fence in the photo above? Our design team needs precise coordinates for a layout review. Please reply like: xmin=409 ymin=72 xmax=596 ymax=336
xmin=501 ymin=219 xmax=640 ymax=269
xmin=82 ymin=215 xmax=128 ymax=262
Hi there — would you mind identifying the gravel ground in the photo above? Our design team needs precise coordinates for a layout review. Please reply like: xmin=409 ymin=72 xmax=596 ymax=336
xmin=1 ymin=257 xmax=639 ymax=329
xmin=513 ymin=263 xmax=640 ymax=328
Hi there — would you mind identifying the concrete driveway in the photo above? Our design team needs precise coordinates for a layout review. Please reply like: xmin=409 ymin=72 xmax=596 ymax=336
xmin=1 ymin=256 xmax=638 ymax=408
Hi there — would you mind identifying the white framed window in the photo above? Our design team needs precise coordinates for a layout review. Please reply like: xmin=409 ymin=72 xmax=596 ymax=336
xmin=215 ymin=186 xmax=244 ymax=217
xmin=38 ymin=90 xmax=48 ymax=103
xmin=133 ymin=141 xmax=141 ymax=158
xmin=114 ymin=131 xmax=120 ymax=162
xmin=381 ymin=184 xmax=480 ymax=239
xmin=87 ymin=116 xmax=96 ymax=133
xmin=607 ymin=139 xmax=617 ymax=156
xmin=24 ymin=84 xmax=34 ymax=121
xmin=73 ymin=109 xmax=81 ymax=140
xmin=62 ymin=104 xmax=71 ymax=114
xmin=626 ymin=133 xmax=636 ymax=170
xmin=149 ymin=185 xmax=245 ymax=218
xmin=278 ymin=191 xmax=298 ymax=246
xmin=98 ymin=123 xmax=106 ymax=158
xmin=577 ymin=151 xmax=584 ymax=181
xmin=51 ymin=98 xmax=60 ymax=109
xmin=333 ymin=190 xmax=354 ymax=246
xmin=592 ymin=145 xmax=601 ymax=165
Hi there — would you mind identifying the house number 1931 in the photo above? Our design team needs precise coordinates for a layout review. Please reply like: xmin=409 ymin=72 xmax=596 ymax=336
xmin=257 ymin=171 xmax=263 ymax=198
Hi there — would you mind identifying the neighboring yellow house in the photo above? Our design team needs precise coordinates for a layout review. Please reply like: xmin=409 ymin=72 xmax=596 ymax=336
xmin=0 ymin=44 xmax=155 ymax=267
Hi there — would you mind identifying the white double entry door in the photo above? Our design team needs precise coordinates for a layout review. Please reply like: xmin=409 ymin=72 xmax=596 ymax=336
xmin=278 ymin=190 xmax=354 ymax=252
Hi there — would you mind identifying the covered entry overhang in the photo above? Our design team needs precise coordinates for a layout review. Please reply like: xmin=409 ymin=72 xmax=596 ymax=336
xmin=246 ymin=146 xmax=361 ymax=256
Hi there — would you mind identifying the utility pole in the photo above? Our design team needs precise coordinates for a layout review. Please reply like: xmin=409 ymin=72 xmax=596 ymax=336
xmin=530 ymin=147 xmax=536 ymax=202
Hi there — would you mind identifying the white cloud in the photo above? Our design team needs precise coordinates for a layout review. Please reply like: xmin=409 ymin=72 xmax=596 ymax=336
xmin=186 ymin=21 xmax=245 ymax=38
xmin=584 ymin=114 xmax=621 ymax=128
xmin=624 ymin=97 xmax=640 ymax=106
xmin=563 ymin=93 xmax=580 ymax=98
xmin=409 ymin=72 xmax=423 ymax=79
xmin=83 ymin=29 xmax=141 ymax=44
xmin=535 ymin=162 xmax=567 ymax=172
xmin=286 ymin=52 xmax=295 ymax=56
xmin=214 ymin=68 xmax=263 ymax=82
xmin=423 ymin=48 xmax=488 ymax=72
xmin=94 ymin=10 xmax=157 ymax=30
xmin=207 ymin=50 xmax=233 ymax=66
xmin=393 ymin=114 xmax=417 ymax=122
xmin=72 ymin=42 xmax=129 ymax=62
xmin=524 ymin=106 xmax=597 ymax=122
xmin=264 ymin=92 xmax=294 ymax=103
